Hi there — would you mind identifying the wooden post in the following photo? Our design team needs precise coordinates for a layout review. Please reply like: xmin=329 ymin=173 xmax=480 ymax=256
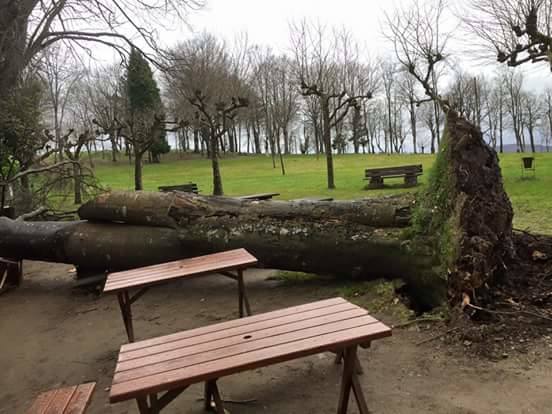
xmin=117 ymin=291 xmax=135 ymax=342
xmin=336 ymin=346 xmax=369 ymax=414
xmin=237 ymin=269 xmax=252 ymax=316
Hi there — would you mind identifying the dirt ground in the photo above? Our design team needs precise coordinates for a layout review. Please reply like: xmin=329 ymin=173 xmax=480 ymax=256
xmin=1 ymin=261 xmax=552 ymax=414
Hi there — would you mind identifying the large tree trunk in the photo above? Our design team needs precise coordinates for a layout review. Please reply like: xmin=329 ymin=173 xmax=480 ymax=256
xmin=0 ymin=192 xmax=444 ymax=307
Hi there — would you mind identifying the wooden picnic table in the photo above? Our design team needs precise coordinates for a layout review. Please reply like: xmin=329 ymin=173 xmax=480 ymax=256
xmin=109 ymin=297 xmax=391 ymax=414
xmin=104 ymin=249 xmax=258 ymax=343
xmin=236 ymin=192 xmax=280 ymax=201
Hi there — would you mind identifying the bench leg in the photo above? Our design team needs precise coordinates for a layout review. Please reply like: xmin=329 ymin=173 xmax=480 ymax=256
xmin=237 ymin=270 xmax=252 ymax=317
xmin=136 ymin=397 xmax=153 ymax=414
xmin=404 ymin=174 xmax=418 ymax=187
xmin=117 ymin=291 xmax=135 ymax=342
xmin=205 ymin=380 xmax=226 ymax=414
xmin=0 ymin=259 xmax=22 ymax=293
xmin=334 ymin=349 xmax=364 ymax=375
xmin=336 ymin=346 xmax=369 ymax=414
xmin=368 ymin=177 xmax=384 ymax=189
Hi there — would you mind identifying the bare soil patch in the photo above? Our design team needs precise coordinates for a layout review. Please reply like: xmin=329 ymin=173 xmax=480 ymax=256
xmin=1 ymin=261 xmax=551 ymax=413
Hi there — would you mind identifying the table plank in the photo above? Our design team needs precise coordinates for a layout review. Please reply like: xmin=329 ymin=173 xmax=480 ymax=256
xmin=116 ymin=308 xmax=372 ymax=372
xmin=64 ymin=383 xmax=96 ymax=414
xmin=118 ymin=302 xmax=364 ymax=362
xmin=121 ymin=297 xmax=347 ymax=352
xmin=113 ymin=315 xmax=377 ymax=383
xmin=43 ymin=386 xmax=77 ymax=414
xmin=111 ymin=319 xmax=390 ymax=402
xmin=104 ymin=249 xmax=257 ymax=293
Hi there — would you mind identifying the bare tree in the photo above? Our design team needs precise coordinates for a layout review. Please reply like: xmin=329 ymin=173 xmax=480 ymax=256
xmin=503 ymin=69 xmax=526 ymax=151
xmin=291 ymin=20 xmax=377 ymax=189
xmin=522 ymin=90 xmax=542 ymax=153
xmin=87 ymin=65 xmax=126 ymax=162
xmin=0 ymin=0 xmax=204 ymax=98
xmin=165 ymin=33 xmax=250 ymax=195
xmin=465 ymin=0 xmax=552 ymax=69
xmin=384 ymin=0 xmax=451 ymax=153
xmin=542 ymin=88 xmax=552 ymax=151
xmin=41 ymin=45 xmax=82 ymax=161
xmin=398 ymin=70 xmax=420 ymax=154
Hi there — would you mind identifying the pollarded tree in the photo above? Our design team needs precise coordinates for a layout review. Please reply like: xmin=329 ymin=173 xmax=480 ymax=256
xmin=290 ymin=21 xmax=377 ymax=189
xmin=465 ymin=0 xmax=552 ymax=69
xmin=165 ymin=33 xmax=249 ymax=196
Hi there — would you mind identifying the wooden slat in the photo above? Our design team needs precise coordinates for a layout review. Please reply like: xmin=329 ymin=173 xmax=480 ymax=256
xmin=116 ymin=308 xmax=371 ymax=372
xmin=64 ymin=383 xmax=96 ymax=414
xmin=27 ymin=383 xmax=96 ymax=414
xmin=107 ymin=249 xmax=253 ymax=283
xmin=365 ymin=165 xmax=422 ymax=177
xmin=26 ymin=390 xmax=54 ymax=414
xmin=118 ymin=302 xmax=363 ymax=362
xmin=43 ymin=386 xmax=77 ymax=414
xmin=121 ymin=297 xmax=346 ymax=352
xmin=113 ymin=316 xmax=377 ymax=383
xmin=110 ymin=320 xmax=391 ymax=402
xmin=104 ymin=249 xmax=257 ymax=293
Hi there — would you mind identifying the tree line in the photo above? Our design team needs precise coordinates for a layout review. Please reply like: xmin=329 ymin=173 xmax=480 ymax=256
xmin=2 ymin=0 xmax=552 ymax=215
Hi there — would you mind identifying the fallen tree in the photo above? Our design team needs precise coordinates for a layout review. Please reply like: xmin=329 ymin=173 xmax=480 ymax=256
xmin=0 ymin=110 xmax=516 ymax=310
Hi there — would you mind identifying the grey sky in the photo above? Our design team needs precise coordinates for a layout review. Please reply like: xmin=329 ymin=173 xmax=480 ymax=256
xmin=155 ymin=0 xmax=551 ymax=90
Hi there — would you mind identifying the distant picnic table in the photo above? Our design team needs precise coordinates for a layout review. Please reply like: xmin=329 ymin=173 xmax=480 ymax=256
xmin=291 ymin=197 xmax=334 ymax=202
xmin=158 ymin=183 xmax=199 ymax=194
xmin=236 ymin=192 xmax=280 ymax=201
xmin=109 ymin=297 xmax=392 ymax=413
xmin=364 ymin=164 xmax=423 ymax=189
xmin=103 ymin=249 xmax=258 ymax=342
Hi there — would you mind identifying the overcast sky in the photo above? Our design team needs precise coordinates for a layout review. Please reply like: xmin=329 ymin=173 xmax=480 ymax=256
xmin=136 ymin=0 xmax=550 ymax=90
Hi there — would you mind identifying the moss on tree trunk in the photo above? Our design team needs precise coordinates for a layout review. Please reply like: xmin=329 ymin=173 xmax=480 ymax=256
xmin=410 ymin=111 xmax=514 ymax=307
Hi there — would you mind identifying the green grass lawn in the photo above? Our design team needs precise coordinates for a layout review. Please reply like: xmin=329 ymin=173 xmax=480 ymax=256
xmin=92 ymin=151 xmax=552 ymax=234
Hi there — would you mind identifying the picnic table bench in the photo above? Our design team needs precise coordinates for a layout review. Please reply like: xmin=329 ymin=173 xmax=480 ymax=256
xmin=109 ymin=297 xmax=391 ymax=414
xmin=158 ymin=183 xmax=199 ymax=194
xmin=236 ymin=192 xmax=280 ymax=201
xmin=26 ymin=382 xmax=96 ymax=414
xmin=364 ymin=164 xmax=423 ymax=189
xmin=104 ymin=249 xmax=258 ymax=343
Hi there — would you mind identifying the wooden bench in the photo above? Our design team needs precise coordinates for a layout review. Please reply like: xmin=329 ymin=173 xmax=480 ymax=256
xmin=109 ymin=297 xmax=391 ymax=414
xmin=103 ymin=249 xmax=258 ymax=343
xmin=364 ymin=164 xmax=423 ymax=189
xmin=0 ymin=257 xmax=22 ymax=293
xmin=26 ymin=382 xmax=96 ymax=414
xmin=236 ymin=192 xmax=280 ymax=201
xmin=291 ymin=197 xmax=334 ymax=202
xmin=158 ymin=183 xmax=199 ymax=194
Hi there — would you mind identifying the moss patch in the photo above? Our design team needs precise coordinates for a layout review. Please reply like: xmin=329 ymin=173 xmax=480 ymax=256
xmin=337 ymin=279 xmax=415 ymax=322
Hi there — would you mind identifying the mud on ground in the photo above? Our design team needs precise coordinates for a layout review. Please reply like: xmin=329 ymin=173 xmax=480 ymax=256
xmin=1 ymin=261 xmax=552 ymax=413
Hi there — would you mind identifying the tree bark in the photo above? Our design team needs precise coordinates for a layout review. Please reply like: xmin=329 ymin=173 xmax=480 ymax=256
xmin=210 ymin=133 xmax=224 ymax=196
xmin=134 ymin=150 xmax=143 ymax=191
xmin=321 ymin=97 xmax=336 ymax=189
xmin=0 ymin=193 xmax=442 ymax=307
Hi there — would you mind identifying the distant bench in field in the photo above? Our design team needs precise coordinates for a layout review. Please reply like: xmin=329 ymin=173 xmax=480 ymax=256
xmin=158 ymin=183 xmax=199 ymax=194
xmin=364 ymin=164 xmax=423 ymax=189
